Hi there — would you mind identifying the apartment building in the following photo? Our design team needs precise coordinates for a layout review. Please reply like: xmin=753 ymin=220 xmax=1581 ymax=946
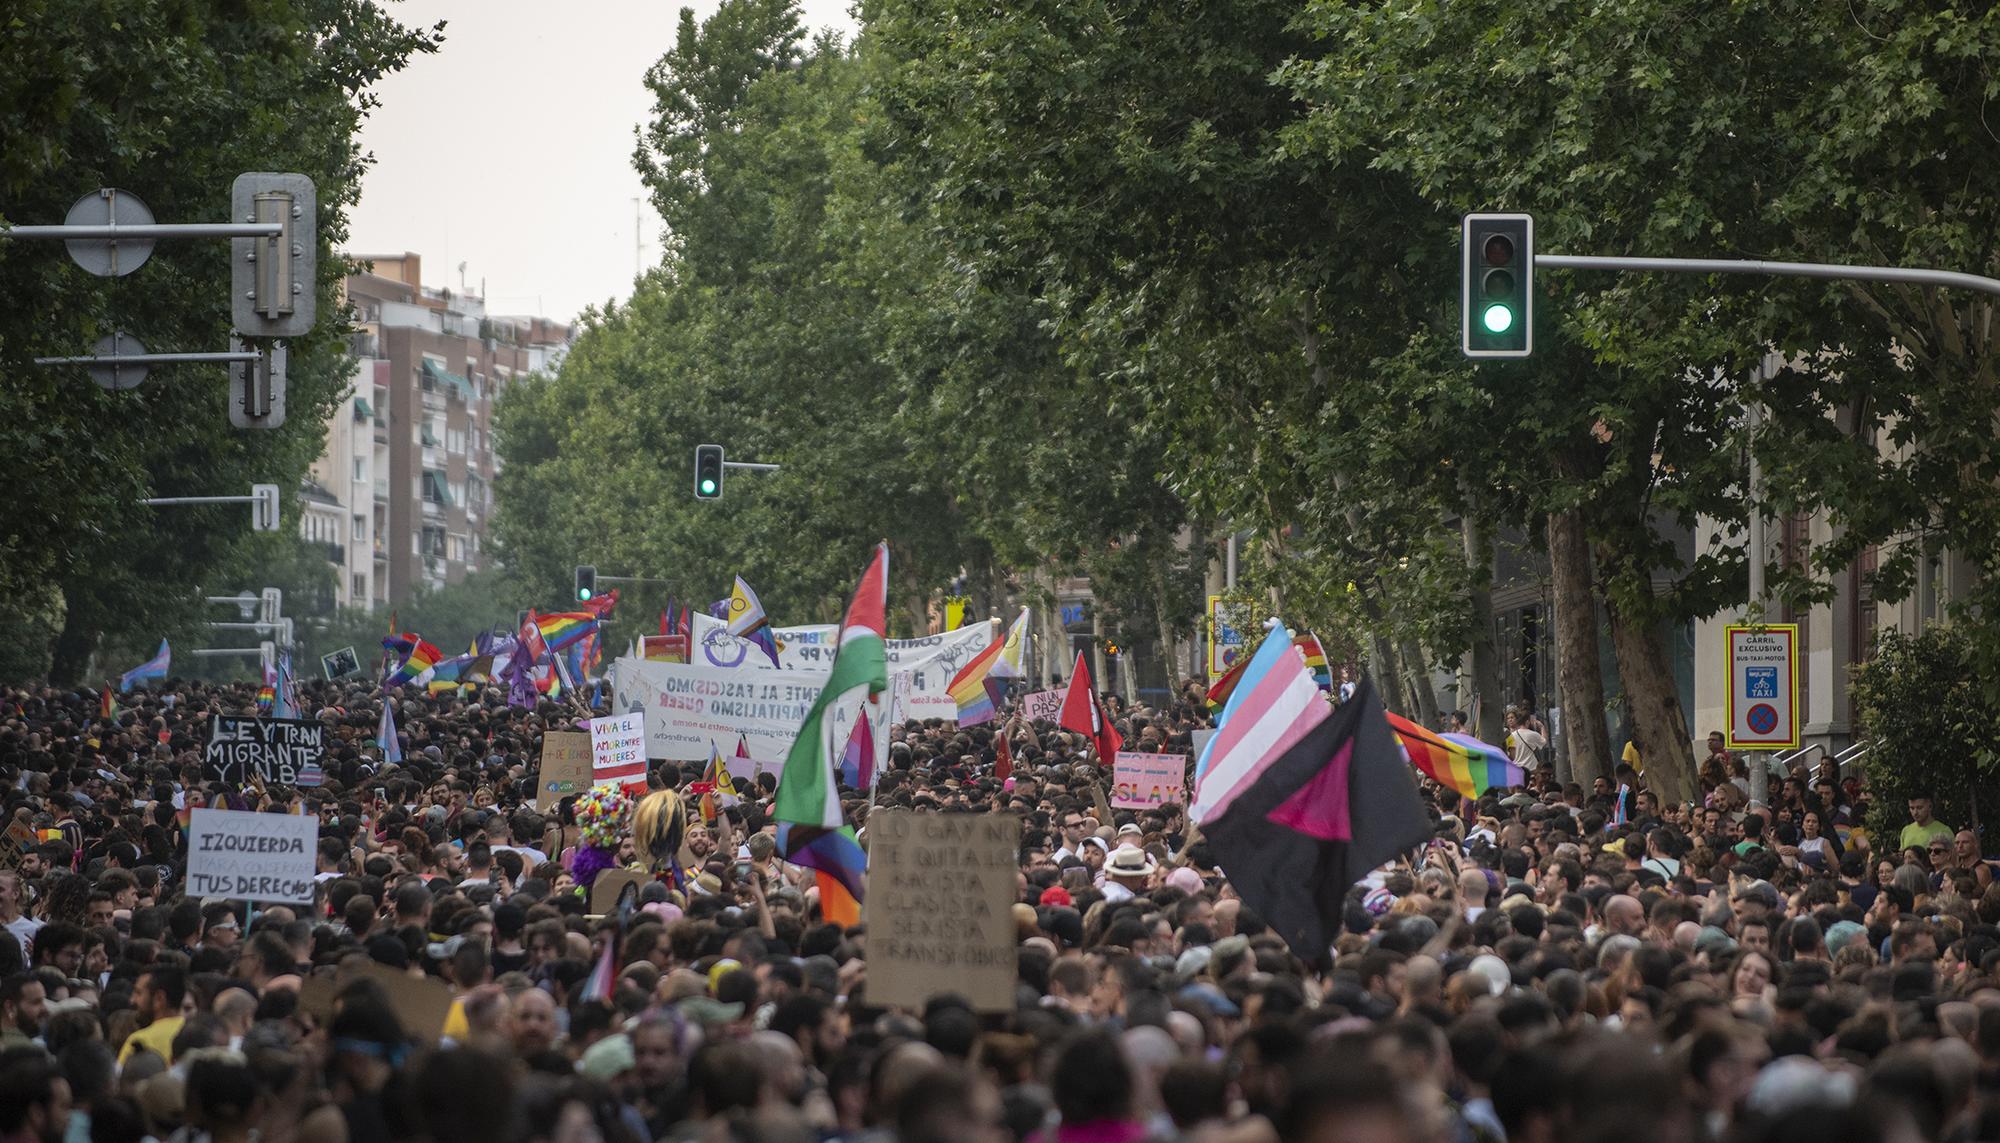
xmin=305 ymin=253 xmax=569 ymax=607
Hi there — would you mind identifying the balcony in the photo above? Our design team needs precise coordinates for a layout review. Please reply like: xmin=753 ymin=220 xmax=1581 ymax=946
xmin=316 ymin=541 xmax=345 ymax=565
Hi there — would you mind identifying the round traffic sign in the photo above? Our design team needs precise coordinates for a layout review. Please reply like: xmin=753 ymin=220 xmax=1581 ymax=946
xmin=64 ymin=188 xmax=156 ymax=277
xmin=86 ymin=332 xmax=149 ymax=391
xmin=1746 ymin=703 xmax=1779 ymax=735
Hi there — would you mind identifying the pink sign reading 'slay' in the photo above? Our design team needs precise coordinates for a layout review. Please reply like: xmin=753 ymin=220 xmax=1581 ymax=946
xmin=1111 ymin=751 xmax=1187 ymax=810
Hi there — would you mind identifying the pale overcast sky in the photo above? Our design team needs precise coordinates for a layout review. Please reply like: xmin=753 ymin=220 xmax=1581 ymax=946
xmin=348 ymin=0 xmax=859 ymax=324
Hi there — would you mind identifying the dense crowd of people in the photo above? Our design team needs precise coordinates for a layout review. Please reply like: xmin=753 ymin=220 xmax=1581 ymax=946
xmin=0 ymin=676 xmax=1987 ymax=1143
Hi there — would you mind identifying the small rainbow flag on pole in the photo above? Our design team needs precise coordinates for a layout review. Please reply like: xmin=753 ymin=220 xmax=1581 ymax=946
xmin=382 ymin=634 xmax=443 ymax=688
xmin=1384 ymin=711 xmax=1523 ymax=801
xmin=945 ymin=626 xmax=1007 ymax=726
xmin=839 ymin=708 xmax=875 ymax=790
xmin=534 ymin=612 xmax=600 ymax=654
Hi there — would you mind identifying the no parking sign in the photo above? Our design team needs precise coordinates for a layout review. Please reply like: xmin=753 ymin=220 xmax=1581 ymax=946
xmin=1725 ymin=624 xmax=1799 ymax=750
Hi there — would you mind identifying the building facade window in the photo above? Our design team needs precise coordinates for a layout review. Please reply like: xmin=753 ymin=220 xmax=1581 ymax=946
xmin=352 ymin=514 xmax=367 ymax=541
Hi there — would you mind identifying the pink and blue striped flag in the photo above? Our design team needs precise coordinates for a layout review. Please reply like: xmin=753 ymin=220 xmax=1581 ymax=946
xmin=119 ymin=640 xmax=171 ymax=692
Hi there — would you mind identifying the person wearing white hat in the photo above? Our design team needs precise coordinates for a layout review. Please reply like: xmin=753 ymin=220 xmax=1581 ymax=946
xmin=1101 ymin=844 xmax=1157 ymax=904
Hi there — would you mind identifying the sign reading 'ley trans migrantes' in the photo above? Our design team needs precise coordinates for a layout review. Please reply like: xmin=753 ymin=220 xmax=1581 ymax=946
xmin=203 ymin=717 xmax=327 ymax=786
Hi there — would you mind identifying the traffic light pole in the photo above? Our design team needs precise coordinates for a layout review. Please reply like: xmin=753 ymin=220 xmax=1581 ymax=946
xmin=722 ymin=461 xmax=781 ymax=472
xmin=1535 ymin=254 xmax=2000 ymax=299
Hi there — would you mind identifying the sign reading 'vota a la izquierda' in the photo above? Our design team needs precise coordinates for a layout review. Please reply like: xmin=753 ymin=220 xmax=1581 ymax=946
xmin=186 ymin=807 xmax=318 ymax=903
xmin=204 ymin=717 xmax=327 ymax=786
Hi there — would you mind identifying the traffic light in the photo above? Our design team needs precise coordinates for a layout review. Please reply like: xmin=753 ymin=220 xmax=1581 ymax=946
xmin=694 ymin=444 xmax=725 ymax=500
xmin=1461 ymin=213 xmax=1533 ymax=358
xmin=574 ymin=565 xmax=597 ymax=602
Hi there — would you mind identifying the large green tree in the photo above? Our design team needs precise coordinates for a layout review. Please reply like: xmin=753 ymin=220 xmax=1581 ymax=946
xmin=0 ymin=0 xmax=439 ymax=682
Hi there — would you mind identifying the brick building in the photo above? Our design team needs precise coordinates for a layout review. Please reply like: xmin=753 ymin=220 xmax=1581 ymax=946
xmin=305 ymin=253 xmax=569 ymax=607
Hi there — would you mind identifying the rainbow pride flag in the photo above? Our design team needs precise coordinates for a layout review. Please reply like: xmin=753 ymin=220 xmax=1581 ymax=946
xmin=1385 ymin=711 xmax=1523 ymax=801
xmin=946 ymin=633 xmax=1006 ymax=726
xmin=1294 ymin=634 xmax=1331 ymax=689
xmin=534 ymin=612 xmax=599 ymax=654
xmin=382 ymin=634 xmax=443 ymax=687
xmin=840 ymin=709 xmax=875 ymax=789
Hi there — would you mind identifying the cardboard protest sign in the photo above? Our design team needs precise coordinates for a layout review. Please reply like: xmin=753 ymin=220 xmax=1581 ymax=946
xmin=186 ymin=807 xmax=317 ymax=903
xmin=1112 ymin=751 xmax=1187 ymax=810
xmin=295 ymin=973 xmax=338 ymax=1024
xmin=590 ymin=868 xmax=649 ymax=915
xmin=343 ymin=960 xmax=454 ymax=1044
xmin=589 ymin=713 xmax=647 ymax=782
xmin=863 ymin=810 xmax=1020 ymax=1012
xmin=204 ymin=717 xmax=327 ymax=786
xmin=535 ymin=731 xmax=592 ymax=809
xmin=1021 ymin=689 xmax=1066 ymax=723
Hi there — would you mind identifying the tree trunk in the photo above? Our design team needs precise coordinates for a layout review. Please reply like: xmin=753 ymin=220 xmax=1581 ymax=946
xmin=1369 ymin=634 xmax=1407 ymax=713
xmin=1154 ymin=570 xmax=1181 ymax=693
xmin=1461 ymin=510 xmax=1504 ymax=743
xmin=49 ymin=588 xmax=99 ymax=687
xmin=1090 ymin=603 xmax=1107 ymax=694
xmin=1400 ymin=640 xmax=1440 ymax=724
xmin=1605 ymin=601 xmax=1698 ymax=806
xmin=1038 ymin=569 xmax=1067 ymax=685
xmin=1548 ymin=509 xmax=1611 ymax=787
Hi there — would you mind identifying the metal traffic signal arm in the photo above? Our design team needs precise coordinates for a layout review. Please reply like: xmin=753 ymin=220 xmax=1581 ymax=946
xmin=5 ymin=175 xmax=315 ymax=428
xmin=138 ymin=484 xmax=282 ymax=532
xmin=1461 ymin=211 xmax=2000 ymax=359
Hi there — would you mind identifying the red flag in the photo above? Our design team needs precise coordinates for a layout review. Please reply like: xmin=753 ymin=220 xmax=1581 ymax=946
xmin=1058 ymin=651 xmax=1123 ymax=764
xmin=582 ymin=588 xmax=619 ymax=618
xmin=518 ymin=609 xmax=548 ymax=662
xmin=994 ymin=730 xmax=1013 ymax=784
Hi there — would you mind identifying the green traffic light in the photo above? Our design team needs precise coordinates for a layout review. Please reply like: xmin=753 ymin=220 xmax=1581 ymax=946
xmin=700 ymin=478 xmax=717 ymax=495
xmin=578 ymin=587 xmax=592 ymax=601
xmin=1481 ymin=304 xmax=1515 ymax=334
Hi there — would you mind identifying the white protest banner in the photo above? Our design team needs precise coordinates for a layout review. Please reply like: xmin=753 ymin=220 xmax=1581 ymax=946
xmin=187 ymin=808 xmax=317 ymax=904
xmin=1112 ymin=751 xmax=1188 ymax=810
xmin=589 ymin=713 xmax=647 ymax=782
xmin=688 ymin=615 xmax=991 ymax=715
xmin=863 ymin=810 xmax=1019 ymax=1011
xmin=611 ymin=658 xmax=893 ymax=771
xmin=1020 ymin=688 xmax=1066 ymax=723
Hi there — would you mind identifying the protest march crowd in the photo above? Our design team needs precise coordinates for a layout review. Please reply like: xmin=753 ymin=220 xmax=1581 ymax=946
xmin=0 ymin=631 xmax=1991 ymax=1143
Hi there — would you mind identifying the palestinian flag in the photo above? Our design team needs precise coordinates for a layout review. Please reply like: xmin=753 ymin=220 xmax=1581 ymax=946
xmin=774 ymin=543 xmax=887 ymax=927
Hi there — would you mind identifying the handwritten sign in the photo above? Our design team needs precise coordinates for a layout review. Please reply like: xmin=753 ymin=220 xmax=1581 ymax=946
xmin=535 ymin=731 xmax=593 ymax=809
xmin=187 ymin=807 xmax=317 ymax=903
xmin=1112 ymin=751 xmax=1187 ymax=809
xmin=863 ymin=810 xmax=1019 ymax=1011
xmin=1021 ymin=689 xmax=1066 ymax=723
xmin=590 ymin=713 xmax=647 ymax=781
xmin=204 ymin=717 xmax=327 ymax=787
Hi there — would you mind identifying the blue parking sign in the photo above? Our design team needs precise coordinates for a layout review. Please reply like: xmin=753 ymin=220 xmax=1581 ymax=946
xmin=1746 ymin=666 xmax=1777 ymax=699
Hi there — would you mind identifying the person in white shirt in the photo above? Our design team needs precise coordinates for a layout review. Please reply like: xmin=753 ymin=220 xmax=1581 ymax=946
xmin=1504 ymin=709 xmax=1547 ymax=770
xmin=0 ymin=871 xmax=42 ymax=955
xmin=1099 ymin=844 xmax=1156 ymax=905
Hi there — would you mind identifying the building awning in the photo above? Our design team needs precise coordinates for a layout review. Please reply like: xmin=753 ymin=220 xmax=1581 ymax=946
xmin=422 ymin=470 xmax=454 ymax=506
xmin=353 ymin=397 xmax=374 ymax=420
xmin=421 ymin=358 xmax=472 ymax=401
